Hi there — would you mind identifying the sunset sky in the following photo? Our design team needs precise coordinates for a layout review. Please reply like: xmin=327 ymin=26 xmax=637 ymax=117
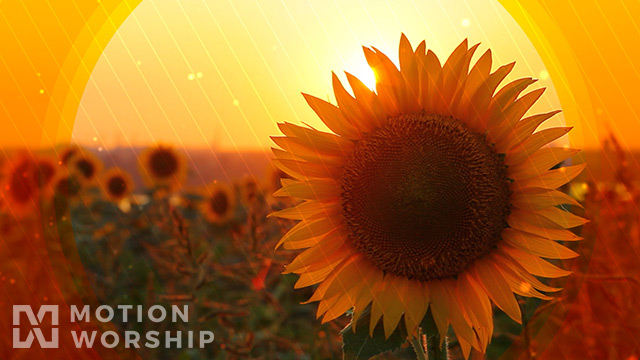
xmin=73 ymin=0 xmax=566 ymax=150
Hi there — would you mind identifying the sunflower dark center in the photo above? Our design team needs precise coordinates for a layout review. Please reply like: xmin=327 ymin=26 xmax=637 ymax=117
xmin=107 ymin=176 xmax=127 ymax=198
xmin=340 ymin=112 xmax=511 ymax=281
xmin=209 ymin=191 xmax=229 ymax=215
xmin=76 ymin=159 xmax=95 ymax=179
xmin=149 ymin=149 xmax=179 ymax=178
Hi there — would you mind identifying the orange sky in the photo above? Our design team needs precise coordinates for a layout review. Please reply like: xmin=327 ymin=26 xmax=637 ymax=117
xmin=73 ymin=0 xmax=567 ymax=150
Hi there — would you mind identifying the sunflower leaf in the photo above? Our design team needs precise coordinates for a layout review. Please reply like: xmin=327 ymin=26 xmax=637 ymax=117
xmin=341 ymin=307 xmax=409 ymax=360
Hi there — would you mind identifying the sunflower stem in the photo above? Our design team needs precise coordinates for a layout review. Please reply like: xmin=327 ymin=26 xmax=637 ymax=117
xmin=420 ymin=310 xmax=448 ymax=360
xmin=410 ymin=333 xmax=427 ymax=360
xmin=425 ymin=333 xmax=447 ymax=360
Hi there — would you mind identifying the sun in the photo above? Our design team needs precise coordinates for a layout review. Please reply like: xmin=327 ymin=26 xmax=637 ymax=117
xmin=347 ymin=60 xmax=377 ymax=91
xmin=271 ymin=34 xmax=586 ymax=357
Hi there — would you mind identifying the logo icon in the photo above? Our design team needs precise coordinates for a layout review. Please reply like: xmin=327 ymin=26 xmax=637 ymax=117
xmin=13 ymin=305 xmax=59 ymax=348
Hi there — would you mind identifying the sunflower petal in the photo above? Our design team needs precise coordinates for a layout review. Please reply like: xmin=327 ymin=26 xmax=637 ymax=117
xmin=485 ymin=78 xmax=537 ymax=133
xmin=273 ymin=179 xmax=339 ymax=201
xmin=457 ymin=49 xmax=492 ymax=123
xmin=508 ymin=147 xmax=580 ymax=180
xmin=499 ymin=244 xmax=572 ymax=278
xmin=468 ymin=62 xmax=515 ymax=131
xmin=442 ymin=279 xmax=479 ymax=349
xmin=276 ymin=217 xmax=338 ymax=249
xmin=508 ymin=214 xmax=583 ymax=241
xmin=285 ymin=234 xmax=348 ymax=273
xmin=269 ymin=200 xmax=339 ymax=220
xmin=403 ymin=280 xmax=429 ymax=336
xmin=381 ymin=276 xmax=408 ymax=338
xmin=458 ymin=273 xmax=493 ymax=350
xmin=302 ymin=93 xmax=361 ymax=139
xmin=294 ymin=264 xmax=337 ymax=288
xmin=278 ymin=122 xmax=354 ymax=155
xmin=345 ymin=72 xmax=387 ymax=129
xmin=427 ymin=280 xmax=450 ymax=341
xmin=505 ymin=127 xmax=573 ymax=166
xmin=535 ymin=206 xmax=589 ymax=228
xmin=333 ymin=72 xmax=376 ymax=134
xmin=491 ymin=89 xmax=549 ymax=150
xmin=494 ymin=260 xmax=553 ymax=300
xmin=271 ymin=136 xmax=344 ymax=163
xmin=273 ymin=158 xmax=339 ymax=180
xmin=511 ymin=187 xmax=582 ymax=210
xmin=497 ymin=253 xmax=562 ymax=292
xmin=513 ymin=164 xmax=586 ymax=190
xmin=504 ymin=110 xmax=562 ymax=150
xmin=502 ymin=228 xmax=579 ymax=259
xmin=305 ymin=255 xmax=359 ymax=302
xmin=472 ymin=258 xmax=522 ymax=323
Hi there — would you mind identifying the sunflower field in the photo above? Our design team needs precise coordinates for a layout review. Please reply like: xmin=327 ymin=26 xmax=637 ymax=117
xmin=1 ymin=37 xmax=639 ymax=360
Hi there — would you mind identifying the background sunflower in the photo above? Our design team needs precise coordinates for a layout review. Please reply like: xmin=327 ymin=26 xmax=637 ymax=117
xmin=101 ymin=168 xmax=133 ymax=202
xmin=201 ymin=182 xmax=237 ymax=224
xmin=138 ymin=144 xmax=187 ymax=190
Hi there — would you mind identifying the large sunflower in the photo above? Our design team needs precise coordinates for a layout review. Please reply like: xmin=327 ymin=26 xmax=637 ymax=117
xmin=271 ymin=35 xmax=586 ymax=356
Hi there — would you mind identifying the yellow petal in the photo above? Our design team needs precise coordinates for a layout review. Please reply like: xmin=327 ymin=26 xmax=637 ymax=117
xmin=381 ymin=276 xmax=408 ymax=338
xmin=513 ymin=164 xmax=586 ymax=190
xmin=456 ymin=49 xmax=492 ymax=123
xmin=508 ymin=147 xmax=581 ymax=180
xmin=503 ymin=110 xmax=562 ymax=150
xmin=457 ymin=273 xmax=493 ymax=350
xmin=499 ymin=243 xmax=572 ymax=278
xmin=351 ymin=261 xmax=383 ymax=331
xmin=489 ymin=88 xmax=546 ymax=147
xmin=504 ymin=127 xmax=573 ymax=165
xmin=304 ymin=255 xmax=359 ymax=302
xmin=403 ymin=279 xmax=429 ymax=337
xmin=271 ymin=136 xmax=344 ymax=165
xmin=294 ymin=264 xmax=337 ymax=288
xmin=285 ymin=234 xmax=348 ymax=273
xmin=467 ymin=62 xmax=515 ymax=131
xmin=458 ymin=337 xmax=472 ymax=360
xmin=269 ymin=200 xmax=340 ymax=220
xmin=507 ymin=215 xmax=583 ymax=241
xmin=511 ymin=187 xmax=582 ymax=210
xmin=302 ymin=93 xmax=361 ymax=139
xmin=273 ymin=179 xmax=339 ymax=201
xmin=277 ymin=122 xmax=354 ymax=155
xmin=332 ymin=72 xmax=375 ymax=134
xmin=502 ymin=228 xmax=579 ymax=259
xmin=497 ymin=252 xmax=562 ymax=292
xmin=345 ymin=72 xmax=387 ymax=129
xmin=322 ymin=256 xmax=373 ymax=300
xmin=472 ymin=258 xmax=522 ymax=323
xmin=494 ymin=259 xmax=553 ymax=300
xmin=427 ymin=280 xmax=450 ymax=341
xmin=276 ymin=217 xmax=338 ymax=249
xmin=273 ymin=158 xmax=339 ymax=180
xmin=535 ymin=206 xmax=589 ymax=229
xmin=442 ymin=279 xmax=479 ymax=349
